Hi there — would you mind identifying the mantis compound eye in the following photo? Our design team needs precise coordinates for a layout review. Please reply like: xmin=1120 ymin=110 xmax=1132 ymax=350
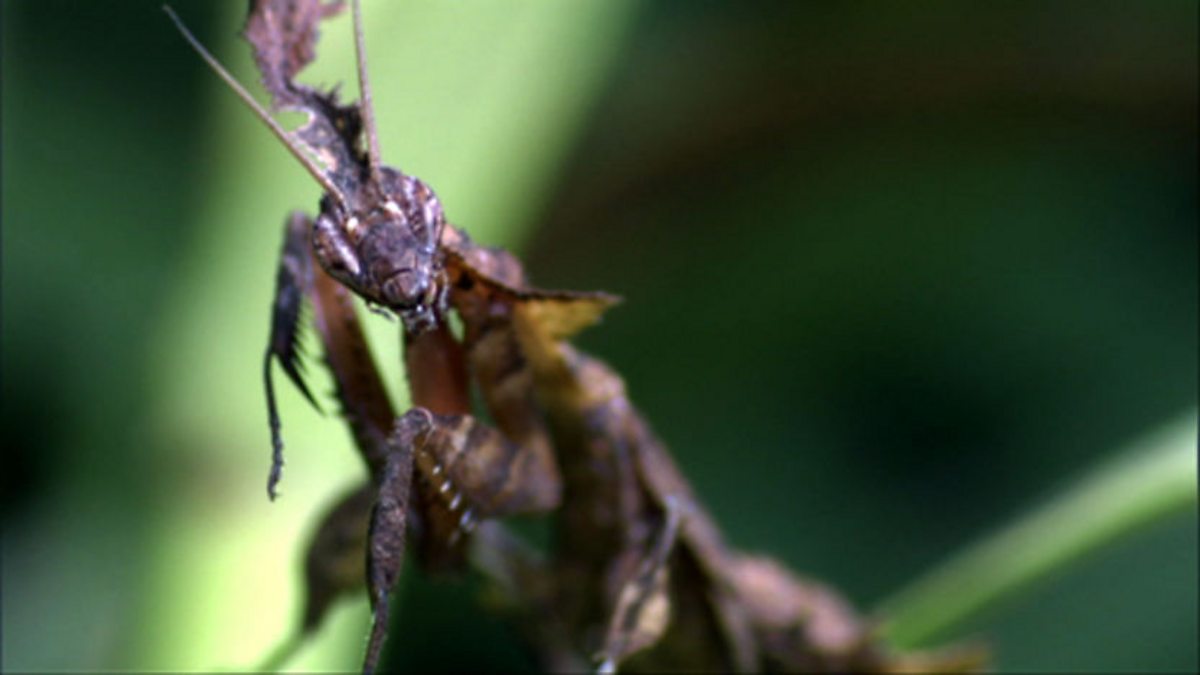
xmin=313 ymin=212 xmax=363 ymax=282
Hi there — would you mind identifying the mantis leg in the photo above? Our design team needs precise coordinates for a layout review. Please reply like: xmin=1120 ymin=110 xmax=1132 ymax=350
xmin=596 ymin=495 xmax=684 ymax=673
xmin=361 ymin=402 xmax=575 ymax=674
xmin=263 ymin=211 xmax=323 ymax=499
xmin=363 ymin=415 xmax=417 ymax=675
xmin=259 ymin=212 xmax=393 ymax=669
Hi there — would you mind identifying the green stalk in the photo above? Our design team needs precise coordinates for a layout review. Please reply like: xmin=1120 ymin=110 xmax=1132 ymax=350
xmin=877 ymin=409 xmax=1198 ymax=648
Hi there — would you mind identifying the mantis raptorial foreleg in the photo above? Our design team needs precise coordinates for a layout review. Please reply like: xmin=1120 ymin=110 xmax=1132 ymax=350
xmin=260 ymin=213 xmax=568 ymax=672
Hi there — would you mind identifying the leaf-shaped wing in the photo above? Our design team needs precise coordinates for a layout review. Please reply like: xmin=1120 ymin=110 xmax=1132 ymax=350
xmin=446 ymin=249 xmax=621 ymax=342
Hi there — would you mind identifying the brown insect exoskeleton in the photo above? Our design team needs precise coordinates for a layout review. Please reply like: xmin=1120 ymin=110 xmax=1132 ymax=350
xmin=168 ymin=1 xmax=988 ymax=672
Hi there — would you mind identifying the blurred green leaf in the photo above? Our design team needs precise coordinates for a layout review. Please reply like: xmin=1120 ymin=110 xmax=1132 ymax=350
xmin=878 ymin=410 xmax=1198 ymax=648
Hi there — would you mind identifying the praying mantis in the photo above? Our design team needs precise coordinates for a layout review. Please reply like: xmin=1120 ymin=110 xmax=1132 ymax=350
xmin=168 ymin=1 xmax=986 ymax=671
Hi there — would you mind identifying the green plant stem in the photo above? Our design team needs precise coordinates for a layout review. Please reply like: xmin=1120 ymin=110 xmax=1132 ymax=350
xmin=876 ymin=409 xmax=1198 ymax=648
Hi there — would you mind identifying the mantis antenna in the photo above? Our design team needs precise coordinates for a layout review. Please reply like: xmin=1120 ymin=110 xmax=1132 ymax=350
xmin=351 ymin=0 xmax=384 ymax=184
xmin=163 ymin=5 xmax=349 ymax=208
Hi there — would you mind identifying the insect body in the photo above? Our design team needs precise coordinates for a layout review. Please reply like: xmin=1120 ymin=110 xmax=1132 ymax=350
xmin=168 ymin=1 xmax=987 ymax=672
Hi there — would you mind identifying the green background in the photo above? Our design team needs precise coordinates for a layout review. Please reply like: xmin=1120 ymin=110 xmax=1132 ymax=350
xmin=3 ymin=1 xmax=1196 ymax=672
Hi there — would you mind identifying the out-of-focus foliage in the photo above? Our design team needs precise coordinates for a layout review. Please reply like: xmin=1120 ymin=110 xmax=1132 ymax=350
xmin=2 ymin=1 xmax=1195 ymax=673
xmin=880 ymin=410 xmax=1196 ymax=649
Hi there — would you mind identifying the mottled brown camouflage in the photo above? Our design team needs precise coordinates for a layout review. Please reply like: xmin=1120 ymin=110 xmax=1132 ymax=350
xmin=170 ymin=1 xmax=988 ymax=672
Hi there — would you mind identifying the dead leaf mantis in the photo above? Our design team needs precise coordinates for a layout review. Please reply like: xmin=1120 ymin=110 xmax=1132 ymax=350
xmin=167 ymin=1 xmax=986 ymax=671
